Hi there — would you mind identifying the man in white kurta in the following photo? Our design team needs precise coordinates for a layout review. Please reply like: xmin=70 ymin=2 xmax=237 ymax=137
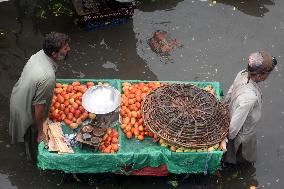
xmin=9 ymin=32 xmax=70 ymax=161
xmin=224 ymin=51 xmax=277 ymax=164
xmin=9 ymin=50 xmax=57 ymax=143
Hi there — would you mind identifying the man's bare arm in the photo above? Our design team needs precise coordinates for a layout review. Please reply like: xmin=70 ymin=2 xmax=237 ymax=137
xmin=34 ymin=104 xmax=47 ymax=143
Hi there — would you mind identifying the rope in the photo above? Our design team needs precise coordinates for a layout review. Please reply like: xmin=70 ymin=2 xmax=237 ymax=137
xmin=203 ymin=125 xmax=210 ymax=175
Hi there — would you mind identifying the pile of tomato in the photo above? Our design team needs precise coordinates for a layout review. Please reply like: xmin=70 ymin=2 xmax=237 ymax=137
xmin=120 ymin=82 xmax=163 ymax=140
xmin=99 ymin=128 xmax=119 ymax=153
xmin=49 ymin=81 xmax=95 ymax=127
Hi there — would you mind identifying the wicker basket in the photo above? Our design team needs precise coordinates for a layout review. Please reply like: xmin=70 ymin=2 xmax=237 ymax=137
xmin=141 ymin=83 xmax=229 ymax=148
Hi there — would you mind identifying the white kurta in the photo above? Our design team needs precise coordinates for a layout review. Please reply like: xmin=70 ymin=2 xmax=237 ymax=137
xmin=224 ymin=70 xmax=262 ymax=164
xmin=9 ymin=50 xmax=57 ymax=143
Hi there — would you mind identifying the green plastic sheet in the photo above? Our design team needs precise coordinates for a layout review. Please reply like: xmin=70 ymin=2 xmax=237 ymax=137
xmin=37 ymin=79 xmax=224 ymax=174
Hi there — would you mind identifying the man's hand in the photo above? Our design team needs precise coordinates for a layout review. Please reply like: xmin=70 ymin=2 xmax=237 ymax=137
xmin=218 ymin=138 xmax=227 ymax=152
xmin=37 ymin=119 xmax=49 ymax=146
xmin=34 ymin=104 xmax=48 ymax=146
xmin=37 ymin=131 xmax=48 ymax=146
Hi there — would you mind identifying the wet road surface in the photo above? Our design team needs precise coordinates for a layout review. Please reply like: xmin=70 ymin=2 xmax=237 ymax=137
xmin=1 ymin=0 xmax=284 ymax=188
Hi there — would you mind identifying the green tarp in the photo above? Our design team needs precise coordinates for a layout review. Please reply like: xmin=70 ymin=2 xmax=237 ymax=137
xmin=37 ymin=79 xmax=224 ymax=174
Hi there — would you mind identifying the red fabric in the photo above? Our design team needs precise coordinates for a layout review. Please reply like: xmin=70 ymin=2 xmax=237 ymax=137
xmin=131 ymin=165 xmax=169 ymax=176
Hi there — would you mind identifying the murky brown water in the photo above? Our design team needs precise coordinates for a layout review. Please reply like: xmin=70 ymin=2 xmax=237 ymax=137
xmin=1 ymin=0 xmax=284 ymax=188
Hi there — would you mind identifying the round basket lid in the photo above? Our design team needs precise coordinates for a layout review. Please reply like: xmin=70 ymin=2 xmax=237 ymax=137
xmin=141 ymin=83 xmax=229 ymax=148
xmin=82 ymin=85 xmax=121 ymax=114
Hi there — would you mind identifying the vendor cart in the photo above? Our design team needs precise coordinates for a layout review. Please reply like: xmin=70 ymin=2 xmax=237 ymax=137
xmin=37 ymin=79 xmax=224 ymax=176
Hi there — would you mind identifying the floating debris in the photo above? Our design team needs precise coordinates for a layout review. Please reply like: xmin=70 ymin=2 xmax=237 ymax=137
xmin=148 ymin=30 xmax=182 ymax=56
xmin=102 ymin=61 xmax=119 ymax=71
xmin=167 ymin=180 xmax=179 ymax=188
xmin=71 ymin=70 xmax=86 ymax=78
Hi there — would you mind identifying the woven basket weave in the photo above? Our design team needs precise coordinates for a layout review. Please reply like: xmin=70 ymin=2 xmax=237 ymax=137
xmin=141 ymin=83 xmax=229 ymax=148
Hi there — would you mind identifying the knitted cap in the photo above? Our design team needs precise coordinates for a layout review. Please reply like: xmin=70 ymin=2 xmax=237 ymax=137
xmin=248 ymin=51 xmax=274 ymax=73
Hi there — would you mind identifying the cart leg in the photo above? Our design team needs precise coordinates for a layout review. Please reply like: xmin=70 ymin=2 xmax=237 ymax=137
xmin=72 ymin=173 xmax=82 ymax=182
xmin=73 ymin=173 xmax=98 ymax=184
xmin=180 ymin=174 xmax=201 ymax=185
xmin=182 ymin=173 xmax=191 ymax=181
xmin=57 ymin=173 xmax=69 ymax=185
xmin=57 ymin=173 xmax=81 ymax=185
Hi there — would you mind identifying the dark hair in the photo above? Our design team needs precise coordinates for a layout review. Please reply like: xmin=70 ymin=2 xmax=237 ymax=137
xmin=43 ymin=32 xmax=70 ymax=57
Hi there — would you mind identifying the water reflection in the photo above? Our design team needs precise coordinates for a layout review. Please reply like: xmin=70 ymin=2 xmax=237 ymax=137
xmin=219 ymin=163 xmax=257 ymax=188
xmin=5 ymin=0 xmax=158 ymax=80
xmin=137 ymin=0 xmax=184 ymax=12
xmin=216 ymin=0 xmax=275 ymax=17
xmin=178 ymin=163 xmax=258 ymax=189
xmin=59 ymin=19 xmax=158 ymax=80
xmin=0 ymin=174 xmax=17 ymax=189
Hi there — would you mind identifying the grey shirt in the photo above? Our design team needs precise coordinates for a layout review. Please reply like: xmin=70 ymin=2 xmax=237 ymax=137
xmin=9 ymin=50 xmax=57 ymax=143
xmin=224 ymin=70 xmax=262 ymax=163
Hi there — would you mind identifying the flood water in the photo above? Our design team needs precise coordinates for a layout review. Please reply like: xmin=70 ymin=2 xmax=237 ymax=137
xmin=1 ymin=0 xmax=284 ymax=188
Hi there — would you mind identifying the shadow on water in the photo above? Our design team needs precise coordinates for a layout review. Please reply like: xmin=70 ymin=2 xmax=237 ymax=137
xmin=1 ymin=162 xmax=258 ymax=189
xmin=136 ymin=0 xmax=184 ymax=12
xmin=0 ymin=161 xmax=259 ymax=189
xmin=18 ymin=0 xmax=158 ymax=80
xmin=217 ymin=163 xmax=258 ymax=189
xmin=215 ymin=0 xmax=275 ymax=17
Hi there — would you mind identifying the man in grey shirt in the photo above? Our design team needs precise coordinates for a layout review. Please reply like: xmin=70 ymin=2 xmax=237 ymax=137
xmin=9 ymin=32 xmax=70 ymax=162
xmin=224 ymin=51 xmax=277 ymax=164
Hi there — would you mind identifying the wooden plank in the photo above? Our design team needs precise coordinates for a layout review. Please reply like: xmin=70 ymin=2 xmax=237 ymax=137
xmin=48 ymin=122 xmax=74 ymax=154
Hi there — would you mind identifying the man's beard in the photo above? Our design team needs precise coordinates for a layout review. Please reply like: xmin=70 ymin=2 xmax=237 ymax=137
xmin=57 ymin=52 xmax=68 ymax=61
